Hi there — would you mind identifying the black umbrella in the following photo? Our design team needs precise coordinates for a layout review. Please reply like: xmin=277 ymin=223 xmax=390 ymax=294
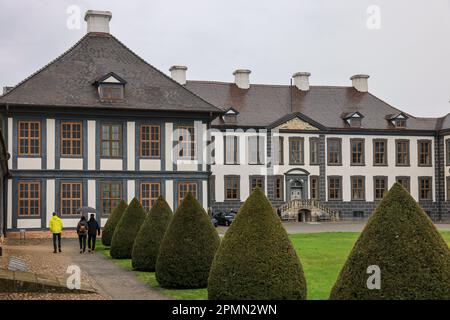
xmin=76 ymin=207 xmax=96 ymax=217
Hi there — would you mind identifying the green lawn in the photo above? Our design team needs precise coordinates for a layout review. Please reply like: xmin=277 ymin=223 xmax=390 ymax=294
xmin=96 ymin=231 xmax=450 ymax=300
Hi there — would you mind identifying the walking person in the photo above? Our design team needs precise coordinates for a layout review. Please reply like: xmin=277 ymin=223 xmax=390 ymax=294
xmin=87 ymin=214 xmax=101 ymax=253
xmin=77 ymin=215 xmax=89 ymax=254
xmin=49 ymin=212 xmax=63 ymax=253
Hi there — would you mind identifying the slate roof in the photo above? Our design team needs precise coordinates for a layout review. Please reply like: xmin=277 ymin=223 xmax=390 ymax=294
xmin=186 ymin=81 xmax=444 ymax=131
xmin=0 ymin=33 xmax=221 ymax=114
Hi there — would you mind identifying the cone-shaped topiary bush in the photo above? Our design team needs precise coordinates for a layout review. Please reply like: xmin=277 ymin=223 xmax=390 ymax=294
xmin=110 ymin=198 xmax=147 ymax=259
xmin=330 ymin=183 xmax=450 ymax=300
xmin=101 ymin=200 xmax=128 ymax=247
xmin=208 ymin=188 xmax=307 ymax=300
xmin=156 ymin=192 xmax=220 ymax=288
xmin=131 ymin=196 xmax=173 ymax=271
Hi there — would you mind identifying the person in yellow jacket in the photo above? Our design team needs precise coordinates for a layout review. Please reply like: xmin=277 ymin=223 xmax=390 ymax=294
xmin=49 ymin=212 xmax=63 ymax=253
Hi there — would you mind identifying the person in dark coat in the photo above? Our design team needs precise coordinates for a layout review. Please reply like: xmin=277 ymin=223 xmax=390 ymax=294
xmin=87 ymin=214 xmax=101 ymax=253
xmin=76 ymin=215 xmax=89 ymax=254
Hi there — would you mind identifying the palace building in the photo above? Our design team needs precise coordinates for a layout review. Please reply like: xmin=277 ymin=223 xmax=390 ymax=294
xmin=0 ymin=10 xmax=449 ymax=235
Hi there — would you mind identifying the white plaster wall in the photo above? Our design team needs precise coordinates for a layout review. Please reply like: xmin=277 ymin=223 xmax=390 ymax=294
xmin=140 ymin=159 xmax=161 ymax=171
xmin=326 ymin=135 xmax=435 ymax=202
xmin=165 ymin=122 xmax=173 ymax=171
xmin=46 ymin=179 xmax=55 ymax=227
xmin=46 ymin=119 xmax=55 ymax=169
xmin=127 ymin=180 xmax=135 ymax=202
xmin=201 ymin=123 xmax=208 ymax=171
xmin=177 ymin=161 xmax=198 ymax=171
xmin=202 ymin=180 xmax=208 ymax=209
xmin=88 ymin=180 xmax=96 ymax=208
xmin=100 ymin=159 xmax=123 ymax=170
xmin=87 ymin=120 xmax=96 ymax=170
xmin=166 ymin=180 xmax=174 ymax=210
xmin=60 ymin=158 xmax=83 ymax=170
xmin=127 ymin=122 xmax=135 ymax=171
xmin=7 ymin=117 xmax=12 ymax=169
xmin=17 ymin=158 xmax=41 ymax=170
xmin=17 ymin=219 xmax=41 ymax=229
xmin=60 ymin=219 xmax=80 ymax=228
xmin=7 ymin=179 xmax=12 ymax=229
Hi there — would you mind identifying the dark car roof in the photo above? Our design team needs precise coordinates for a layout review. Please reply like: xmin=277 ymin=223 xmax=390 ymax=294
xmin=0 ymin=33 xmax=221 ymax=114
xmin=186 ymin=80 xmax=443 ymax=131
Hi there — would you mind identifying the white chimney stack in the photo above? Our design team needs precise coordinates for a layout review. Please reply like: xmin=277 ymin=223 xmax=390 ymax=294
xmin=169 ymin=65 xmax=188 ymax=85
xmin=292 ymin=72 xmax=311 ymax=91
xmin=350 ymin=74 xmax=369 ymax=92
xmin=233 ymin=69 xmax=251 ymax=89
xmin=84 ymin=10 xmax=112 ymax=34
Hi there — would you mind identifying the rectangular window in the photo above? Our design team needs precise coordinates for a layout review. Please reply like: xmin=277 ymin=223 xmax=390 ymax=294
xmin=140 ymin=125 xmax=160 ymax=158
xmin=249 ymin=176 xmax=264 ymax=193
xmin=140 ymin=182 xmax=161 ymax=211
xmin=446 ymin=139 xmax=450 ymax=166
xmin=248 ymin=135 xmax=265 ymax=165
xmin=18 ymin=121 xmax=41 ymax=156
xmin=100 ymin=182 xmax=122 ymax=216
xmin=177 ymin=125 xmax=195 ymax=160
xmin=350 ymin=139 xmax=365 ymax=165
xmin=374 ymin=177 xmax=388 ymax=200
xmin=224 ymin=176 xmax=240 ymax=200
xmin=224 ymin=135 xmax=239 ymax=164
xmin=101 ymin=124 xmax=122 ymax=157
xmin=351 ymin=176 xmax=365 ymax=201
xmin=447 ymin=177 xmax=450 ymax=201
xmin=18 ymin=182 xmax=41 ymax=217
xmin=61 ymin=182 xmax=82 ymax=215
xmin=417 ymin=140 xmax=432 ymax=166
xmin=274 ymin=136 xmax=284 ymax=165
xmin=418 ymin=177 xmax=432 ymax=201
xmin=396 ymin=176 xmax=410 ymax=193
xmin=310 ymin=137 xmax=319 ymax=165
xmin=100 ymin=84 xmax=124 ymax=101
xmin=209 ymin=175 xmax=216 ymax=202
xmin=310 ymin=176 xmax=319 ymax=200
xmin=327 ymin=138 xmax=342 ymax=165
xmin=178 ymin=182 xmax=198 ymax=205
xmin=274 ymin=176 xmax=284 ymax=200
xmin=289 ymin=137 xmax=304 ymax=165
xmin=209 ymin=136 xmax=216 ymax=165
xmin=373 ymin=139 xmax=387 ymax=166
xmin=396 ymin=140 xmax=410 ymax=166
xmin=61 ymin=122 xmax=82 ymax=157
xmin=328 ymin=176 xmax=342 ymax=200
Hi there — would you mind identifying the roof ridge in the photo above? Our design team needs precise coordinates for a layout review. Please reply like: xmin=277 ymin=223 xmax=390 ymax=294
xmin=187 ymin=80 xmax=352 ymax=89
xmin=0 ymin=33 xmax=90 ymax=100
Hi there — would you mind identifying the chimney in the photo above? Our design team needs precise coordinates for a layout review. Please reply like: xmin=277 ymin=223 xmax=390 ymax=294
xmin=292 ymin=72 xmax=311 ymax=91
xmin=350 ymin=74 xmax=369 ymax=92
xmin=84 ymin=10 xmax=112 ymax=34
xmin=2 ymin=86 xmax=13 ymax=95
xmin=233 ymin=69 xmax=251 ymax=89
xmin=169 ymin=65 xmax=188 ymax=85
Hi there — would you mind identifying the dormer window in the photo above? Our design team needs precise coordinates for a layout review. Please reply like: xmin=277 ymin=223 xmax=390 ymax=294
xmin=342 ymin=112 xmax=363 ymax=128
xmin=222 ymin=107 xmax=239 ymax=124
xmin=94 ymin=72 xmax=126 ymax=102
xmin=387 ymin=113 xmax=408 ymax=128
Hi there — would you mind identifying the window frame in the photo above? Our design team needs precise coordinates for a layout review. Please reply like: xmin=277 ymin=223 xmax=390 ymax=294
xmin=418 ymin=176 xmax=433 ymax=201
xmin=350 ymin=176 xmax=365 ymax=201
xmin=417 ymin=139 xmax=432 ymax=167
xmin=99 ymin=83 xmax=124 ymax=102
xmin=60 ymin=121 xmax=83 ymax=158
xmin=289 ymin=137 xmax=305 ymax=165
xmin=176 ymin=125 xmax=195 ymax=160
xmin=310 ymin=176 xmax=319 ymax=200
xmin=100 ymin=182 xmax=122 ymax=216
xmin=396 ymin=176 xmax=411 ymax=193
xmin=18 ymin=120 xmax=41 ymax=156
xmin=446 ymin=139 xmax=450 ymax=166
xmin=224 ymin=135 xmax=239 ymax=165
xmin=247 ymin=135 xmax=265 ymax=165
xmin=140 ymin=182 xmax=161 ymax=211
xmin=309 ymin=137 xmax=319 ymax=165
xmin=274 ymin=136 xmax=284 ymax=165
xmin=447 ymin=176 xmax=450 ymax=201
xmin=350 ymin=138 xmax=365 ymax=166
xmin=17 ymin=181 xmax=41 ymax=217
xmin=100 ymin=123 xmax=122 ymax=158
xmin=177 ymin=181 xmax=198 ymax=205
xmin=60 ymin=182 xmax=83 ymax=216
xmin=327 ymin=176 xmax=342 ymax=201
xmin=395 ymin=139 xmax=410 ymax=166
xmin=140 ymin=124 xmax=161 ymax=158
xmin=373 ymin=176 xmax=388 ymax=201
xmin=373 ymin=139 xmax=388 ymax=166
xmin=274 ymin=176 xmax=284 ymax=201
xmin=327 ymin=138 xmax=342 ymax=166
xmin=224 ymin=175 xmax=240 ymax=201
xmin=249 ymin=175 xmax=265 ymax=193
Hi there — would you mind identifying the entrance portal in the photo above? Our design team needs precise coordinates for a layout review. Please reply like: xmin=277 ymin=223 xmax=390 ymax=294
xmin=298 ymin=209 xmax=312 ymax=222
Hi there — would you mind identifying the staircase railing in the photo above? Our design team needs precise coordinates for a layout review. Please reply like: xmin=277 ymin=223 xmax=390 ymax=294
xmin=278 ymin=199 xmax=339 ymax=222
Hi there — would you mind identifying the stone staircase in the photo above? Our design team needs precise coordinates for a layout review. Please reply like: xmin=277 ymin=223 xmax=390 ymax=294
xmin=278 ymin=199 xmax=339 ymax=222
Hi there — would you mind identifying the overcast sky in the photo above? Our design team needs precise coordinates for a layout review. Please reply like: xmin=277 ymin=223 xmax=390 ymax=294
xmin=0 ymin=0 xmax=449 ymax=117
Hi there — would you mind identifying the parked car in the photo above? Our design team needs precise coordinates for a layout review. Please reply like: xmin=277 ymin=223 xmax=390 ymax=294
xmin=211 ymin=217 xmax=218 ymax=227
xmin=213 ymin=211 xmax=236 ymax=226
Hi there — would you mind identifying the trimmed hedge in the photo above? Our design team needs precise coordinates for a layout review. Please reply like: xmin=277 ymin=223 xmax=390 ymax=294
xmin=110 ymin=198 xmax=146 ymax=259
xmin=131 ymin=196 xmax=173 ymax=271
xmin=208 ymin=188 xmax=307 ymax=300
xmin=330 ymin=183 xmax=450 ymax=300
xmin=156 ymin=192 xmax=220 ymax=288
xmin=101 ymin=200 xmax=128 ymax=247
